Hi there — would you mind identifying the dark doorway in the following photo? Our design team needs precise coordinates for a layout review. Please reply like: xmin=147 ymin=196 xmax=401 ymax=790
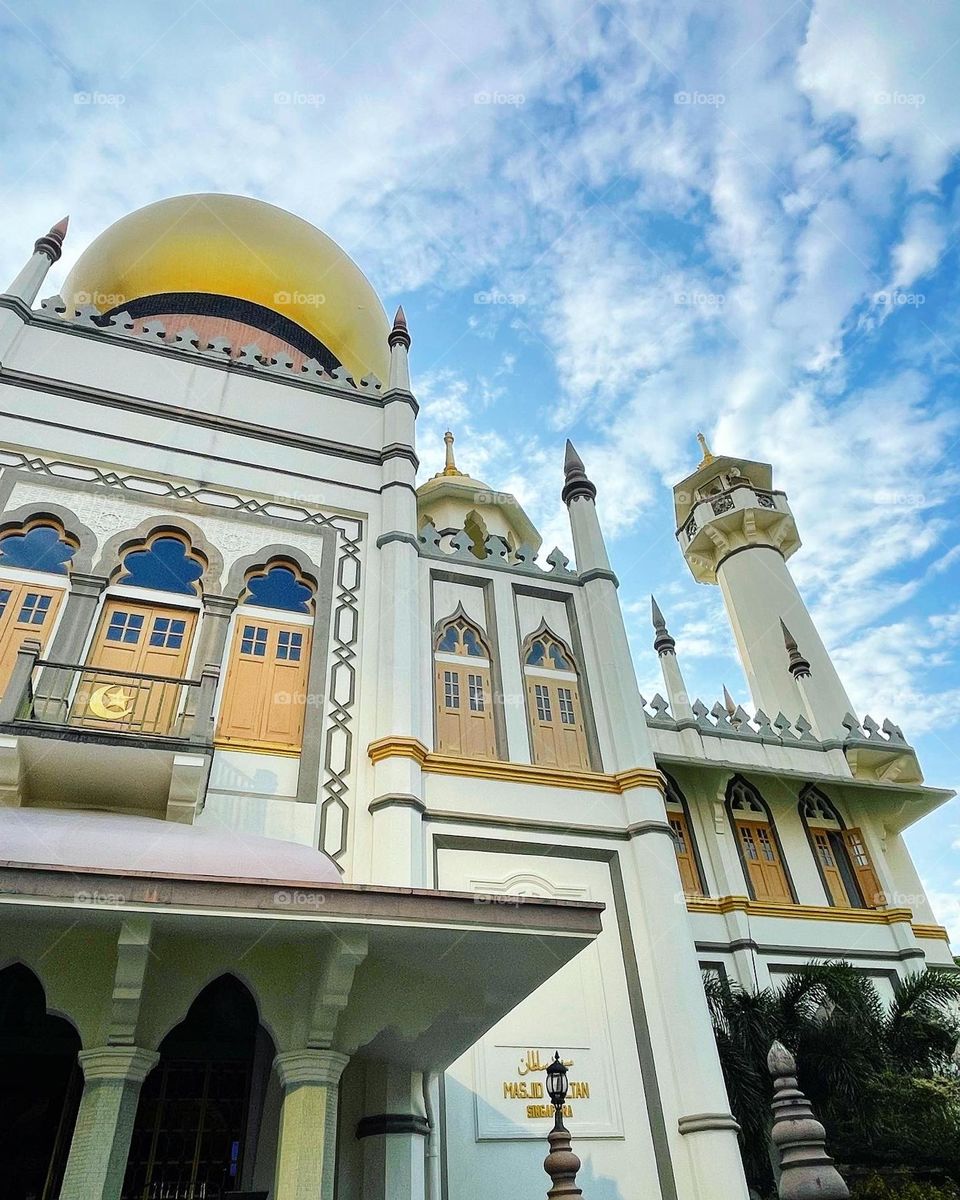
xmin=0 ymin=963 xmax=82 ymax=1200
xmin=123 ymin=975 xmax=262 ymax=1200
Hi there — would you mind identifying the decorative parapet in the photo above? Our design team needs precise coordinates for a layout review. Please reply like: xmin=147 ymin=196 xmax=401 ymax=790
xmin=676 ymin=482 xmax=800 ymax=584
xmin=418 ymin=519 xmax=578 ymax=581
xmin=34 ymin=296 xmax=384 ymax=396
xmin=641 ymin=692 xmax=920 ymax=776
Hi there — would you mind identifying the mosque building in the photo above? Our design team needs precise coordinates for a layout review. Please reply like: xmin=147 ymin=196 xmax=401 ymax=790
xmin=0 ymin=194 xmax=952 ymax=1200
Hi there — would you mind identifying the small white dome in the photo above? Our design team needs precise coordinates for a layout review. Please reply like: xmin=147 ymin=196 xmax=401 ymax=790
xmin=0 ymin=807 xmax=342 ymax=884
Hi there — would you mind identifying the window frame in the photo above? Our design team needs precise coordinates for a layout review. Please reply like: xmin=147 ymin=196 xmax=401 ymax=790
xmin=664 ymin=773 xmax=708 ymax=897
xmin=725 ymin=775 xmax=797 ymax=903
xmin=798 ymin=784 xmax=865 ymax=909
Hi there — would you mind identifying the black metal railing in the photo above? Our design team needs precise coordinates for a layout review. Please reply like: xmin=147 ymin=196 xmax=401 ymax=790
xmin=0 ymin=640 xmax=220 ymax=745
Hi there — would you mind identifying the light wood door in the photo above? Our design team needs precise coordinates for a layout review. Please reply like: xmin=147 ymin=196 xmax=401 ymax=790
xmin=737 ymin=820 xmax=792 ymax=902
xmin=436 ymin=661 xmax=496 ymax=759
xmin=218 ymin=617 xmax=312 ymax=752
xmin=811 ymin=829 xmax=851 ymax=906
xmin=0 ymin=581 xmax=64 ymax=698
xmin=668 ymin=810 xmax=703 ymax=896
xmin=72 ymin=600 xmax=197 ymax=734
xmin=842 ymin=828 xmax=886 ymax=907
xmin=526 ymin=676 xmax=589 ymax=770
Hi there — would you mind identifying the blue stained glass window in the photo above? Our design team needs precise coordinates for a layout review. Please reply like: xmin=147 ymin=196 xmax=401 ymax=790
xmin=462 ymin=628 xmax=484 ymax=656
xmin=120 ymin=537 xmax=204 ymax=595
xmin=106 ymin=611 xmax=144 ymax=643
xmin=526 ymin=640 xmax=546 ymax=667
xmin=241 ymin=625 xmax=268 ymax=656
xmin=0 ymin=589 xmax=11 ymax=617
xmin=149 ymin=617 xmax=186 ymax=648
xmin=245 ymin=565 xmax=313 ymax=613
xmin=0 ymin=525 xmax=75 ymax=574
xmin=437 ymin=626 xmax=459 ymax=652
xmin=18 ymin=593 xmax=52 ymax=624
xmin=277 ymin=630 xmax=303 ymax=661
xmin=549 ymin=643 xmax=570 ymax=670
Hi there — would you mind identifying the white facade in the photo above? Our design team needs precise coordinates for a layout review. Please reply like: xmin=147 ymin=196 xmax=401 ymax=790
xmin=0 ymin=203 xmax=952 ymax=1200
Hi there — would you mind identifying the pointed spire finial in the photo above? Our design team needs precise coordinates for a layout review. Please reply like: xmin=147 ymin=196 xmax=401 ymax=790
xmin=438 ymin=430 xmax=464 ymax=478
xmin=723 ymin=685 xmax=736 ymax=715
xmin=34 ymin=215 xmax=69 ymax=264
xmin=781 ymin=619 xmax=811 ymax=679
xmin=561 ymin=439 xmax=597 ymax=505
xmin=651 ymin=595 xmax=676 ymax=656
xmin=696 ymin=431 xmax=714 ymax=467
xmin=388 ymin=304 xmax=411 ymax=349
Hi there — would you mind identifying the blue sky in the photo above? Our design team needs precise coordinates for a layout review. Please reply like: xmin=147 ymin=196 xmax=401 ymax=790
xmin=2 ymin=1 xmax=960 ymax=936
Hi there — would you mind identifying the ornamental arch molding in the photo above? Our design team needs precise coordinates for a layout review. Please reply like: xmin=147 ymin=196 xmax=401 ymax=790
xmin=94 ymin=514 xmax=224 ymax=593
xmin=0 ymin=501 xmax=98 ymax=573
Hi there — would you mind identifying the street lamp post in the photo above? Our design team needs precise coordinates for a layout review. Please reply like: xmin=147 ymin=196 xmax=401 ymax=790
xmin=543 ymin=1052 xmax=584 ymax=1199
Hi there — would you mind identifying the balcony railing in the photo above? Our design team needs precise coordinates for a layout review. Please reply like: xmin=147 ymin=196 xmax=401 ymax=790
xmin=0 ymin=639 xmax=220 ymax=746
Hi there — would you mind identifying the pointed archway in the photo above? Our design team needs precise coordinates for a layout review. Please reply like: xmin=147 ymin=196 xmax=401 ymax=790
xmin=0 ymin=963 xmax=82 ymax=1200
xmin=122 ymin=974 xmax=274 ymax=1199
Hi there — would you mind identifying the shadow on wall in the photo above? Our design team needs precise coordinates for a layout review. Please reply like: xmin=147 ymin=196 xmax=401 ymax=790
xmin=443 ymin=1074 xmax=630 ymax=1200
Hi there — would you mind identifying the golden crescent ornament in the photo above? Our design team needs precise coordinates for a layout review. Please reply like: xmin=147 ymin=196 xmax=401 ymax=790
xmin=88 ymin=684 xmax=135 ymax=720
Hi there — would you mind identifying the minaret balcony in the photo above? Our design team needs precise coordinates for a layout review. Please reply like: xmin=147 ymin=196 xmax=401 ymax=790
xmin=677 ymin=483 xmax=801 ymax=583
xmin=0 ymin=640 xmax=217 ymax=822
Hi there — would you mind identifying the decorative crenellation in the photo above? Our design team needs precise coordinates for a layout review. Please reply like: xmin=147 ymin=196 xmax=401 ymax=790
xmin=418 ymin=519 xmax=577 ymax=580
xmin=640 ymin=692 xmax=913 ymax=752
xmin=36 ymin=296 xmax=384 ymax=395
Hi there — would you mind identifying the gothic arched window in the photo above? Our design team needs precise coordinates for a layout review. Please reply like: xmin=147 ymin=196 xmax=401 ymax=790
xmin=522 ymin=627 xmax=590 ymax=771
xmin=118 ymin=533 xmax=205 ymax=596
xmin=726 ymin=777 xmax=793 ymax=903
xmin=218 ymin=561 xmax=317 ymax=753
xmin=664 ymin=774 xmax=705 ymax=897
xmin=799 ymin=785 xmax=885 ymax=908
xmin=434 ymin=611 xmax=497 ymax=760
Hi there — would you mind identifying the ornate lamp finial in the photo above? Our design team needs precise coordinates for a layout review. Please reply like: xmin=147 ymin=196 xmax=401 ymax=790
xmin=543 ymin=1051 xmax=583 ymax=1199
xmin=768 ymin=1040 xmax=849 ymax=1198
xmin=35 ymin=215 xmax=69 ymax=264
xmin=388 ymin=304 xmax=411 ymax=349
xmin=651 ymin=595 xmax=676 ymax=656
xmin=696 ymin=431 xmax=714 ymax=467
xmin=780 ymin=620 xmax=811 ymax=680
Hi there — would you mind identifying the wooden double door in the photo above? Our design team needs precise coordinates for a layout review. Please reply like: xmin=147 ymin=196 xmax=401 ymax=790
xmin=217 ymin=615 xmax=312 ymax=753
xmin=71 ymin=599 xmax=197 ymax=735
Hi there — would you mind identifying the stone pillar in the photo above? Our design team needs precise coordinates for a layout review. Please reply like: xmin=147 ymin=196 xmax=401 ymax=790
xmin=34 ymin=572 xmax=108 ymax=720
xmin=59 ymin=1045 xmax=158 ymax=1200
xmin=370 ymin=313 xmax=426 ymax=887
xmin=357 ymin=1062 xmax=428 ymax=1200
xmin=180 ymin=593 xmax=236 ymax=726
xmin=768 ymin=1041 xmax=848 ymax=1199
xmin=274 ymin=1048 xmax=349 ymax=1200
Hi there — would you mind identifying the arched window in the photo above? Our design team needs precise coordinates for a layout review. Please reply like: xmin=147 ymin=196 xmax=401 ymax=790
xmin=118 ymin=532 xmax=205 ymax=595
xmin=0 ymin=522 xmax=74 ymax=697
xmin=664 ymin=774 xmax=705 ymax=897
xmin=0 ymin=519 xmax=77 ymax=575
xmin=217 ymin=561 xmax=316 ymax=753
xmin=434 ymin=610 xmax=496 ymax=759
xmin=726 ymin=776 xmax=793 ymax=903
xmin=522 ymin=626 xmax=590 ymax=771
xmin=799 ymin=785 xmax=885 ymax=908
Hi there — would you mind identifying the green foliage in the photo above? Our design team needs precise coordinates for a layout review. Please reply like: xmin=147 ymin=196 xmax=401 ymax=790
xmin=850 ymin=1174 xmax=960 ymax=1199
xmin=703 ymin=965 xmax=960 ymax=1194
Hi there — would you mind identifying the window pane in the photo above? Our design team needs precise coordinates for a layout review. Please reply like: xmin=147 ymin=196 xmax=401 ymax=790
xmin=241 ymin=625 xmax=268 ymax=656
xmin=462 ymin=628 xmax=483 ymax=656
xmin=0 ymin=589 xmax=10 ymax=617
xmin=558 ymin=687 xmax=576 ymax=724
xmin=121 ymin=536 xmax=204 ymax=595
xmin=468 ymin=673 xmax=485 ymax=711
xmin=245 ymin=565 xmax=313 ymax=613
xmin=0 ymin=524 xmax=75 ymax=574
xmin=534 ymin=683 xmax=552 ymax=722
xmin=670 ymin=817 xmax=687 ymax=853
xmin=443 ymin=669 xmax=460 ymax=709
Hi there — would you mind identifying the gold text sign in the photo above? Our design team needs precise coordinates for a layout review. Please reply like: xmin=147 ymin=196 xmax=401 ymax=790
xmin=501 ymin=1049 xmax=591 ymax=1119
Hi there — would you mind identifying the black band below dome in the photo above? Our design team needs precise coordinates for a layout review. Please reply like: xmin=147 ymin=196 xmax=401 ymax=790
xmin=99 ymin=292 xmax=342 ymax=372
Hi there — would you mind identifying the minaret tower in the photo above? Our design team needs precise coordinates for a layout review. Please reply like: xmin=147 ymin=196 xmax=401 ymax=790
xmin=673 ymin=436 xmax=855 ymax=737
xmin=3 ymin=217 xmax=69 ymax=305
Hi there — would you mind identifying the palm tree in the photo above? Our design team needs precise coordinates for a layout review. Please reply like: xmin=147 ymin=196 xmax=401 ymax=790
xmin=703 ymin=964 xmax=960 ymax=1195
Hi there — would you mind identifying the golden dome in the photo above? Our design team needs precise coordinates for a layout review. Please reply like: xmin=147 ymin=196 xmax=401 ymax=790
xmin=62 ymin=193 xmax=390 ymax=381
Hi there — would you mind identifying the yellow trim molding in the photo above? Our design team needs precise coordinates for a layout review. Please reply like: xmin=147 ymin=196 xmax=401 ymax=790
xmin=912 ymin=922 xmax=951 ymax=942
xmin=366 ymin=738 xmax=666 ymax=796
xmin=686 ymin=896 xmax=953 ymax=941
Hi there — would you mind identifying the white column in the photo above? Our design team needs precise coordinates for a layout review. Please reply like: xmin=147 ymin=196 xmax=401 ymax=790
xmin=651 ymin=596 xmax=694 ymax=720
xmin=274 ymin=1049 xmax=349 ymax=1200
xmin=358 ymin=1063 xmax=428 ymax=1200
xmin=59 ymin=1046 xmax=158 ymax=1200
xmin=4 ymin=218 xmax=68 ymax=305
